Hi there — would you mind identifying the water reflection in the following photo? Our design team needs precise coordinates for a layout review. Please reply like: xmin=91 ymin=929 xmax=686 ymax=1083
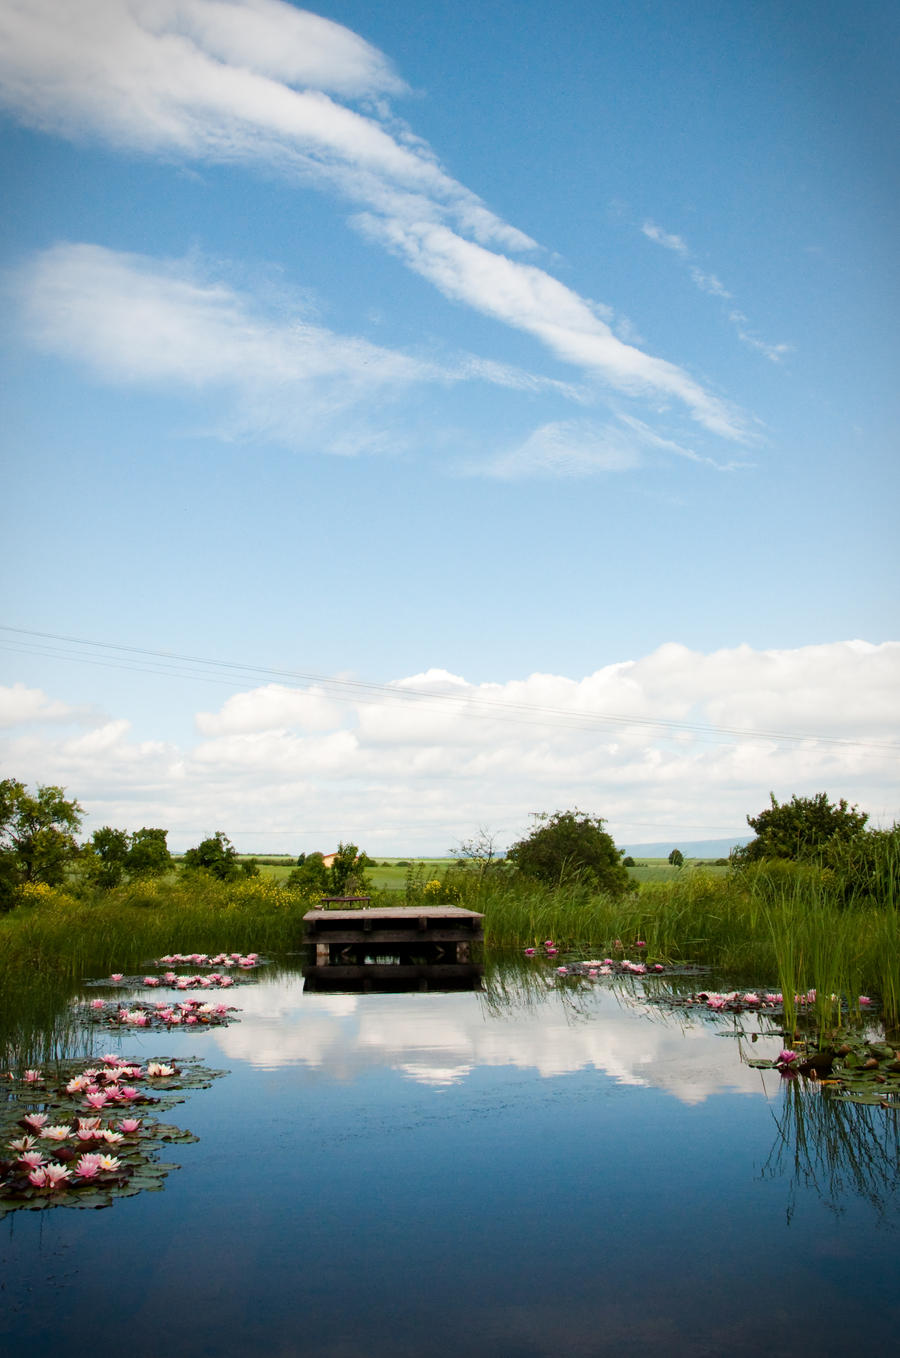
xmin=762 ymin=1078 xmax=900 ymax=1224
xmin=209 ymin=956 xmax=785 ymax=1102
xmin=3 ymin=954 xmax=898 ymax=1232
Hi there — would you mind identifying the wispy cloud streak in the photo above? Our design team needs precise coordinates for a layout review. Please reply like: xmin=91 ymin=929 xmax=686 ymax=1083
xmin=0 ymin=1 xmax=748 ymax=437
xmin=642 ymin=218 xmax=791 ymax=362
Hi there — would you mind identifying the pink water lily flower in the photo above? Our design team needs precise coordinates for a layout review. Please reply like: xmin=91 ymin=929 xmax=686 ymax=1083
xmin=23 ymin=1069 xmax=43 ymax=1082
xmin=85 ymin=1091 xmax=110 ymax=1108
xmin=859 ymin=995 xmax=873 ymax=1005
xmin=30 ymin=1163 xmax=71 ymax=1189
xmin=545 ymin=947 xmax=558 ymax=957
xmin=524 ymin=948 xmax=536 ymax=956
xmin=143 ymin=977 xmax=160 ymax=987
xmin=90 ymin=998 xmax=105 ymax=1009
xmin=75 ymin=1155 xmax=102 ymax=1179
xmin=23 ymin=1113 xmax=49 ymax=1129
xmin=77 ymin=1116 xmax=102 ymax=1130
xmin=102 ymin=1129 xmax=124 ymax=1145
xmin=18 ymin=1150 xmax=47 ymax=1169
xmin=110 ymin=973 xmax=124 ymax=982
xmin=119 ymin=1118 xmax=142 ymax=1134
xmin=778 ymin=1049 xmax=798 ymax=1064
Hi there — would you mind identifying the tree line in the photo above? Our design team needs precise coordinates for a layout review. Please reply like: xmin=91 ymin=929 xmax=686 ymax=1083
xmin=2 ymin=776 xmax=895 ymax=912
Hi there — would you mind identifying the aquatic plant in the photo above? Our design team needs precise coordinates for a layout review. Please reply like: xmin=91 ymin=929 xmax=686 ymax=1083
xmin=0 ymin=1057 xmax=224 ymax=1215
xmin=81 ymin=997 xmax=239 ymax=1030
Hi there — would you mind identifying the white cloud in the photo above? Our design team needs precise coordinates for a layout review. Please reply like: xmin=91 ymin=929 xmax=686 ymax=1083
xmin=642 ymin=219 xmax=792 ymax=360
xmin=475 ymin=412 xmax=749 ymax=479
xmin=0 ymin=1 xmax=748 ymax=440
xmin=208 ymin=973 xmax=787 ymax=1105
xmin=2 ymin=642 xmax=897 ymax=850
xmin=0 ymin=683 xmax=85 ymax=727
xmin=15 ymin=242 xmax=565 ymax=454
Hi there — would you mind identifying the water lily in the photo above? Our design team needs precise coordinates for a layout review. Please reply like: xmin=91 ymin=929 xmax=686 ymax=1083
xmin=110 ymin=973 xmax=124 ymax=982
xmin=143 ymin=976 xmax=160 ymax=987
xmin=39 ymin=1125 xmax=72 ymax=1142
xmin=23 ymin=1069 xmax=43 ymax=1082
xmin=102 ymin=1130 xmax=124 ymax=1145
xmin=146 ymin=1062 xmax=175 ymax=1077
xmin=524 ymin=948 xmax=536 ymax=956
xmin=97 ymin=1154 xmax=121 ymax=1172
xmin=859 ymin=995 xmax=873 ymax=1005
xmin=18 ymin=1150 xmax=47 ymax=1169
xmin=8 ymin=1135 xmax=37 ymax=1152
xmin=85 ymin=1091 xmax=111 ymax=1108
xmin=23 ymin=1113 xmax=49 ymax=1129
xmin=119 ymin=1118 xmax=142 ymax=1134
xmin=90 ymin=998 xmax=105 ymax=1009
xmin=778 ymin=1049 xmax=798 ymax=1065
xmin=66 ymin=1075 xmax=91 ymax=1093
xmin=30 ymin=1163 xmax=71 ymax=1189
xmin=74 ymin=1154 xmax=102 ymax=1179
xmin=77 ymin=1116 xmax=102 ymax=1131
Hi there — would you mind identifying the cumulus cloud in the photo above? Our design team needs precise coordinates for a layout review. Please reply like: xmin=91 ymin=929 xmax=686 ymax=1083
xmin=0 ymin=1 xmax=746 ymax=438
xmin=0 ymin=683 xmax=86 ymax=727
xmin=2 ymin=642 xmax=897 ymax=851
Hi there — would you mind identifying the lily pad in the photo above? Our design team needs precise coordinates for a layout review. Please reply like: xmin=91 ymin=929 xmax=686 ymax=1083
xmin=0 ymin=1057 xmax=225 ymax=1216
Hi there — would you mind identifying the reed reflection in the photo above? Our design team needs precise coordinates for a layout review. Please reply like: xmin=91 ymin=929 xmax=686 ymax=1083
xmin=762 ymin=1079 xmax=900 ymax=1225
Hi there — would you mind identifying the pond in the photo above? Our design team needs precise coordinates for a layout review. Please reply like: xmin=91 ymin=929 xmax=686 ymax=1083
xmin=2 ymin=956 xmax=899 ymax=1357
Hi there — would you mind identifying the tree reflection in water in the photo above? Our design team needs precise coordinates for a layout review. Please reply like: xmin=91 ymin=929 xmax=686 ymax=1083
xmin=762 ymin=1078 xmax=900 ymax=1224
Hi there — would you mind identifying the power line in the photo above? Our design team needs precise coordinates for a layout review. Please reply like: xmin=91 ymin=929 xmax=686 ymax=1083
xmin=2 ymin=622 xmax=897 ymax=753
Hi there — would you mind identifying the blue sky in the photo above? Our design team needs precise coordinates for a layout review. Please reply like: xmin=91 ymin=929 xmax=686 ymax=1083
xmin=1 ymin=0 xmax=897 ymax=852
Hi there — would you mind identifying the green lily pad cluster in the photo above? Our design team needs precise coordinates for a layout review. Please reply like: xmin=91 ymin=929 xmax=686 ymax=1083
xmin=0 ymin=1057 xmax=225 ymax=1215
xmin=749 ymin=1034 xmax=900 ymax=1107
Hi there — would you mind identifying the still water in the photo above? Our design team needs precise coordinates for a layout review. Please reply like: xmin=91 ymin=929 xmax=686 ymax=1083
xmin=3 ymin=958 xmax=898 ymax=1357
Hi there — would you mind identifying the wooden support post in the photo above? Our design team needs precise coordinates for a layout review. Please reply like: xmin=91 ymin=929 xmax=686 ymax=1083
xmin=316 ymin=942 xmax=330 ymax=966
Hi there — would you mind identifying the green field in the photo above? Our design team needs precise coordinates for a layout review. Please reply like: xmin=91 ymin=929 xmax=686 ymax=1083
xmin=243 ymin=855 xmax=728 ymax=890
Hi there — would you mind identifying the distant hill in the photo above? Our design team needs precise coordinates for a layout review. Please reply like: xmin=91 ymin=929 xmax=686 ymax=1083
xmin=618 ymin=836 xmax=750 ymax=859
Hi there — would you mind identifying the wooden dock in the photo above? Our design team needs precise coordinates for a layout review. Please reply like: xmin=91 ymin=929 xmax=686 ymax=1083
xmin=302 ymin=905 xmax=484 ymax=991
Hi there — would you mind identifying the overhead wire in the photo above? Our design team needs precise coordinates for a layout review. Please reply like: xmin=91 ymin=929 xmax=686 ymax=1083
xmin=1 ymin=623 xmax=897 ymax=753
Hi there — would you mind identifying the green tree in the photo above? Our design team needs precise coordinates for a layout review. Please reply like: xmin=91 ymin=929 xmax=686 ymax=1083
xmin=287 ymin=851 xmax=328 ymax=893
xmin=668 ymin=848 xmax=684 ymax=868
xmin=0 ymin=779 xmax=83 ymax=905
xmin=733 ymin=792 xmax=869 ymax=865
xmin=507 ymin=810 xmax=631 ymax=895
xmin=183 ymin=831 xmax=240 ymax=881
xmin=86 ymin=826 xmax=131 ymax=888
xmin=126 ymin=827 xmax=172 ymax=879
xmin=328 ymin=842 xmax=372 ymax=895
